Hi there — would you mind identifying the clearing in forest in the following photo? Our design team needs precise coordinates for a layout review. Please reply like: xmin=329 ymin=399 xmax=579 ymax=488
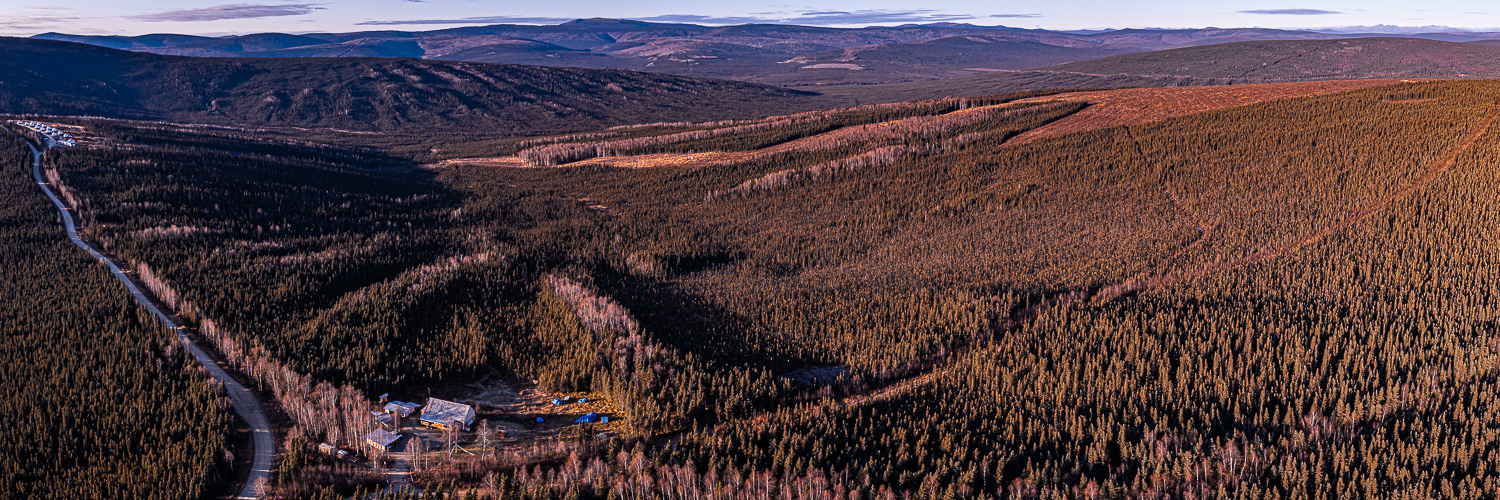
xmin=434 ymin=80 xmax=1411 ymax=171
xmin=1004 ymin=79 xmax=1407 ymax=145
xmin=432 ymin=99 xmax=1054 ymax=170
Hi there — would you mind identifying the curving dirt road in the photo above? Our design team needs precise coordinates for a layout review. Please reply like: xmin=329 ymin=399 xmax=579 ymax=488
xmin=21 ymin=136 xmax=275 ymax=499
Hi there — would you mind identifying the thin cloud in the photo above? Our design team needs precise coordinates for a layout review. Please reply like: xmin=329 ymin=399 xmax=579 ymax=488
xmin=0 ymin=14 xmax=81 ymax=30
xmin=357 ymin=15 xmax=573 ymax=26
xmin=991 ymin=14 xmax=1043 ymax=19
xmin=1239 ymin=9 xmax=1341 ymax=15
xmin=130 ymin=4 xmax=323 ymax=22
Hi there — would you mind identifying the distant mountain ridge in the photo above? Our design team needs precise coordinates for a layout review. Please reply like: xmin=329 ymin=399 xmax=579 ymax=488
xmin=34 ymin=19 xmax=1412 ymax=86
xmin=0 ymin=37 xmax=832 ymax=137
xmin=20 ymin=24 xmax=1500 ymax=131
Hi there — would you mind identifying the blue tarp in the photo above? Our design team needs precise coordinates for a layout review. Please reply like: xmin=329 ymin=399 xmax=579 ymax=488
xmin=575 ymin=412 xmax=601 ymax=424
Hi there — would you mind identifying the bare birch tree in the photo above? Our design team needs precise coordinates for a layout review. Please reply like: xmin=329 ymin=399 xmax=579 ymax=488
xmin=477 ymin=419 xmax=493 ymax=460
xmin=408 ymin=435 xmax=425 ymax=472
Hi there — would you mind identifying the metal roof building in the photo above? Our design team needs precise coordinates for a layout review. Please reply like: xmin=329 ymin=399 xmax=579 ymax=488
xmin=363 ymin=429 xmax=402 ymax=452
xmin=419 ymin=397 xmax=476 ymax=431
xmin=383 ymin=401 xmax=420 ymax=418
xmin=370 ymin=410 xmax=394 ymax=429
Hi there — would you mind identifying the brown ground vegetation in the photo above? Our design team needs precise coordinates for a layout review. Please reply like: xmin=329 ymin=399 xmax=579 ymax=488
xmin=1005 ymin=79 xmax=1408 ymax=145
xmin=42 ymin=79 xmax=1500 ymax=499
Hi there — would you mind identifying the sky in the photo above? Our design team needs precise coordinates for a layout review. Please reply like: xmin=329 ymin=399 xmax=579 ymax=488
xmin=1 ymin=0 xmax=1496 ymax=37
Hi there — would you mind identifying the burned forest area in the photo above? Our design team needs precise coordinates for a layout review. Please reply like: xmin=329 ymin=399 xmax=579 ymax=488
xmin=9 ymin=26 xmax=1500 ymax=500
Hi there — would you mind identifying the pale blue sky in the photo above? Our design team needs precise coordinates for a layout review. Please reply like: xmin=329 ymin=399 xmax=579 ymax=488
xmin=1 ymin=0 xmax=1496 ymax=37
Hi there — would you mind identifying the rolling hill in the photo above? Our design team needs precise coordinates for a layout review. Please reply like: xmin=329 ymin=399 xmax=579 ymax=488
xmin=764 ymin=35 xmax=1133 ymax=85
xmin=137 ymin=32 xmax=330 ymax=56
xmin=1040 ymin=37 xmax=1500 ymax=81
xmin=826 ymin=37 xmax=1500 ymax=103
xmin=31 ymin=20 xmax=1377 ymax=86
xmin=31 ymin=32 xmax=213 ymax=49
xmin=0 ymin=37 xmax=833 ymax=138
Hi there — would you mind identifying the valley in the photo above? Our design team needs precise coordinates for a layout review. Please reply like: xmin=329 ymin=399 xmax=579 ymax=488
xmin=9 ymin=13 xmax=1500 ymax=500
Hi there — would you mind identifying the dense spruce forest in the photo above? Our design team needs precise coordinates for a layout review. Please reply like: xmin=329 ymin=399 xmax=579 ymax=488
xmin=0 ymin=37 xmax=832 ymax=141
xmin=25 ymin=79 xmax=1500 ymax=498
xmin=1040 ymin=37 xmax=1500 ymax=83
xmin=0 ymin=131 xmax=231 ymax=498
xmin=817 ymin=38 xmax=1500 ymax=105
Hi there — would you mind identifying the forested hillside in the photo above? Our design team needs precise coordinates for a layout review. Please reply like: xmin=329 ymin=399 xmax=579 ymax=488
xmin=0 ymin=130 xmax=231 ymax=498
xmin=452 ymin=78 xmax=1500 ymax=499
xmin=0 ymin=37 xmax=830 ymax=139
xmin=47 ymin=122 xmax=473 ymax=390
xmin=37 ymin=79 xmax=1500 ymax=498
xmin=1041 ymin=37 xmax=1500 ymax=81
xmin=827 ymin=37 xmax=1500 ymax=103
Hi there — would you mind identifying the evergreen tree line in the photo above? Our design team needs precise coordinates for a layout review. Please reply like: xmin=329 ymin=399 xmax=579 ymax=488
xmin=0 ymin=130 xmax=231 ymax=499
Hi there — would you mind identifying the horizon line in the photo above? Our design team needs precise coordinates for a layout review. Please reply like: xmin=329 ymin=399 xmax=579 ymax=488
xmin=12 ymin=19 xmax=1500 ymax=39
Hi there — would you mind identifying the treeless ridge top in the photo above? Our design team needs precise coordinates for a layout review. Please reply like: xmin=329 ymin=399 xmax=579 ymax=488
xmin=1004 ymin=79 xmax=1411 ymax=145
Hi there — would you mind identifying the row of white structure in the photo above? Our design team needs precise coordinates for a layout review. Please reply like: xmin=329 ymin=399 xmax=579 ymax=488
xmin=6 ymin=120 xmax=75 ymax=147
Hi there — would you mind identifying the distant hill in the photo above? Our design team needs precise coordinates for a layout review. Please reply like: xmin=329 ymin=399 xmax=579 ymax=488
xmin=165 ymin=34 xmax=625 ymax=67
xmin=1038 ymin=37 xmax=1500 ymax=82
xmin=29 ymin=20 xmax=1363 ymax=86
xmin=818 ymin=71 xmax=1220 ymax=104
xmin=140 ymin=33 xmax=330 ymax=56
xmin=763 ymin=35 xmax=1132 ymax=85
xmin=31 ymin=32 xmax=212 ymax=49
xmin=227 ymin=38 xmax=429 ymax=59
xmin=830 ymin=37 xmax=1500 ymax=103
xmin=0 ymin=37 xmax=833 ymax=137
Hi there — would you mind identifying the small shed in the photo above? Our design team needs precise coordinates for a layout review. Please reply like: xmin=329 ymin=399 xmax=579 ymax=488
xmin=364 ymin=429 xmax=402 ymax=452
xmin=317 ymin=442 xmax=337 ymax=456
xmin=419 ymin=397 xmax=476 ymax=431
